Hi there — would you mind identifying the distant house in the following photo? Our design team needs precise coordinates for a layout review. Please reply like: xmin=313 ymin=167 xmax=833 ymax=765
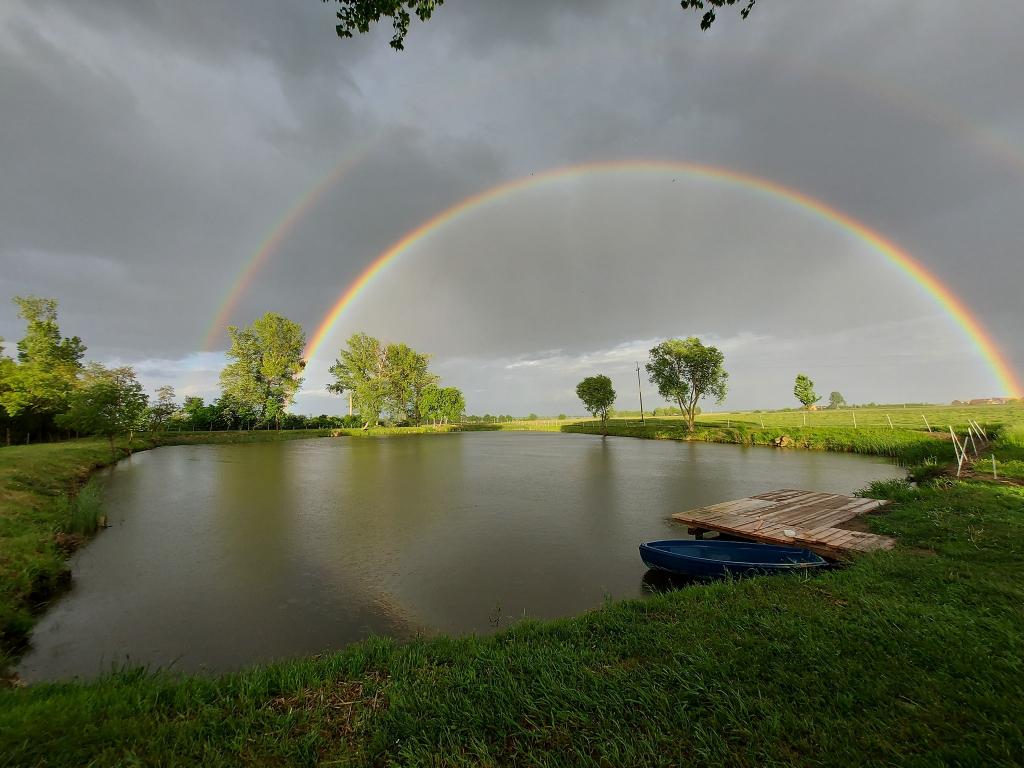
xmin=967 ymin=397 xmax=1013 ymax=405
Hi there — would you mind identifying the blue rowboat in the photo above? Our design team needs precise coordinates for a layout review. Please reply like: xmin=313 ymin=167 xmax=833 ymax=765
xmin=639 ymin=539 xmax=827 ymax=578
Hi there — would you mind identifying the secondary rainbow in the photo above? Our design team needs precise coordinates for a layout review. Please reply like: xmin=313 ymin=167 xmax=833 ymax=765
xmin=200 ymin=141 xmax=376 ymax=351
xmin=303 ymin=160 xmax=1020 ymax=398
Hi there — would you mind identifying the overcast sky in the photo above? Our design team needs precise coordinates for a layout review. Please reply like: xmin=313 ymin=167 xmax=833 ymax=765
xmin=1 ymin=1 xmax=1021 ymax=415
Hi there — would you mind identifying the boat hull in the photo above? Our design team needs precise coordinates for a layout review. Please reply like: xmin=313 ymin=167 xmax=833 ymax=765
xmin=639 ymin=539 xmax=827 ymax=578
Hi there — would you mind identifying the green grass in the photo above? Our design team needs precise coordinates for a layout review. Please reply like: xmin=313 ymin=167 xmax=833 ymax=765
xmin=999 ymin=423 xmax=1024 ymax=449
xmin=482 ymin=403 xmax=1024 ymax=433
xmin=699 ymin=401 xmax=1024 ymax=431
xmin=333 ymin=425 xmax=462 ymax=437
xmin=3 ymin=418 xmax=1024 ymax=764
xmin=1 ymin=479 xmax=1022 ymax=766
xmin=554 ymin=420 xmax=955 ymax=464
xmin=59 ymin=478 xmax=104 ymax=536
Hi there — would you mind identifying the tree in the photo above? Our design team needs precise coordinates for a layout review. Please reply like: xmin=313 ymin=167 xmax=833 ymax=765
xmin=418 ymin=383 xmax=442 ymax=425
xmin=645 ymin=337 xmax=728 ymax=430
xmin=219 ymin=313 xmax=306 ymax=428
xmin=213 ymin=393 xmax=255 ymax=430
xmin=794 ymin=374 xmax=821 ymax=409
xmin=58 ymin=364 xmax=148 ymax=458
xmin=0 ymin=339 xmax=13 ymax=445
xmin=322 ymin=0 xmax=755 ymax=50
xmin=329 ymin=333 xmax=441 ymax=426
xmin=383 ymin=342 xmax=437 ymax=423
xmin=149 ymin=385 xmax=178 ymax=430
xmin=329 ymin=332 xmax=389 ymax=427
xmin=180 ymin=396 xmax=220 ymax=431
xmin=576 ymin=375 xmax=616 ymax=436
xmin=437 ymin=386 xmax=465 ymax=425
xmin=0 ymin=297 xmax=85 ymax=438
xmin=828 ymin=391 xmax=846 ymax=409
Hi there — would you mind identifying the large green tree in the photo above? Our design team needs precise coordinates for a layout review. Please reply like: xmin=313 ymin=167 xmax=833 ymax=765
xmin=219 ymin=313 xmax=306 ymax=428
xmin=576 ymin=374 xmax=616 ymax=436
xmin=0 ymin=297 xmax=85 ymax=439
xmin=329 ymin=333 xmax=442 ymax=426
xmin=383 ymin=342 xmax=438 ymax=423
xmin=0 ymin=339 xmax=13 ymax=445
xmin=828 ymin=390 xmax=846 ymax=409
xmin=645 ymin=337 xmax=728 ymax=430
xmin=328 ymin=332 xmax=390 ymax=427
xmin=58 ymin=364 xmax=149 ymax=458
xmin=322 ymin=0 xmax=754 ymax=50
xmin=148 ymin=385 xmax=178 ymax=431
xmin=418 ymin=384 xmax=464 ymax=425
xmin=418 ymin=383 xmax=442 ymax=426
xmin=437 ymin=386 xmax=465 ymax=425
xmin=794 ymin=374 xmax=821 ymax=409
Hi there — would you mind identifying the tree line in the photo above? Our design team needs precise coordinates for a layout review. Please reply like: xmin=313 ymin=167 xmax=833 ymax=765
xmin=328 ymin=332 xmax=465 ymax=427
xmin=574 ymin=339 xmax=851 ymax=434
xmin=0 ymin=296 xmax=465 ymax=453
xmin=575 ymin=337 xmax=729 ymax=435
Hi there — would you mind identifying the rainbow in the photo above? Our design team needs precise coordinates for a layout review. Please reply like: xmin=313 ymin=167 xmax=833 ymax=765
xmin=200 ymin=141 xmax=378 ymax=350
xmin=301 ymin=160 xmax=1021 ymax=398
xmin=200 ymin=60 xmax=1024 ymax=361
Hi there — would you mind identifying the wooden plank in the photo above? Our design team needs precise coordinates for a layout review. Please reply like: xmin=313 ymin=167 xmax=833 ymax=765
xmin=672 ymin=489 xmax=894 ymax=558
xmin=792 ymin=504 xmax=871 ymax=530
xmin=818 ymin=528 xmax=858 ymax=545
xmin=798 ymin=501 xmax=889 ymax=536
xmin=758 ymin=493 xmax=842 ymax=521
xmin=752 ymin=489 xmax=812 ymax=502
xmin=767 ymin=502 xmax=848 ymax=525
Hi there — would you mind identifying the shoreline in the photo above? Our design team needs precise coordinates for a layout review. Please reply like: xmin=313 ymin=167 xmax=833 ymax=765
xmin=0 ymin=421 xmax=961 ymax=670
xmin=1 ymin=423 xmax=1022 ymax=764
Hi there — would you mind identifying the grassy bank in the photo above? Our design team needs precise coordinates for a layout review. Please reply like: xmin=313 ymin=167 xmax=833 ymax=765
xmin=1 ymin=478 xmax=1022 ymax=765
xmin=486 ymin=418 xmax=958 ymax=465
xmin=699 ymin=401 xmax=1024 ymax=431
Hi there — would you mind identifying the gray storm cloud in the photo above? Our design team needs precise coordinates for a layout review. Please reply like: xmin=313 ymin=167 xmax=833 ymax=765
xmin=1 ymin=0 xmax=1021 ymax=414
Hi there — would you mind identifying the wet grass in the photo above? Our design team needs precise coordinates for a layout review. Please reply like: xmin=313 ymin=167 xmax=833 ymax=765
xmin=700 ymin=402 xmax=1024 ymax=431
xmin=556 ymin=420 xmax=955 ymax=465
xmin=59 ymin=478 xmax=104 ymax=536
xmin=999 ymin=423 xmax=1024 ymax=449
xmin=1 ymin=479 xmax=1022 ymax=765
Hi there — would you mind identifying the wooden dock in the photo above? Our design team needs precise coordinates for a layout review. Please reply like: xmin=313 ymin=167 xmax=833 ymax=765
xmin=672 ymin=489 xmax=895 ymax=559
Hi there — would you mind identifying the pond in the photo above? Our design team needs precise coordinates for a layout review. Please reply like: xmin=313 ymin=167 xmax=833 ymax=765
xmin=18 ymin=432 xmax=903 ymax=681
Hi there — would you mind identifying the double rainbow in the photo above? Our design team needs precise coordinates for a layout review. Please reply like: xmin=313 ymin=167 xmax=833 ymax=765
xmin=299 ymin=160 xmax=1020 ymax=398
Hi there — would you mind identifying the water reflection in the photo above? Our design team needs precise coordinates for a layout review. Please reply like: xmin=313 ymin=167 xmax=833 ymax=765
xmin=18 ymin=432 xmax=902 ymax=681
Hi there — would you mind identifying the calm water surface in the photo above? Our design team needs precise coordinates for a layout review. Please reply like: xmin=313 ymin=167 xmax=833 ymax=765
xmin=19 ymin=432 xmax=902 ymax=681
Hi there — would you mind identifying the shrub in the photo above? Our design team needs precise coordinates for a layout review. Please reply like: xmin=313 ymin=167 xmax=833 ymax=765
xmin=908 ymin=458 xmax=944 ymax=483
xmin=59 ymin=480 xmax=104 ymax=536
xmin=857 ymin=478 xmax=918 ymax=502
xmin=998 ymin=424 xmax=1024 ymax=449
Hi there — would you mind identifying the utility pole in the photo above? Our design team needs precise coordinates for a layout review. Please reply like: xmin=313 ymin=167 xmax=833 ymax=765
xmin=636 ymin=362 xmax=645 ymax=425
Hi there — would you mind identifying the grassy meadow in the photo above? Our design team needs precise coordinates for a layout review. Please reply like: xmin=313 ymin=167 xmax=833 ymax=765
xmin=1 ymin=403 xmax=1022 ymax=764
xmin=487 ymin=402 xmax=1024 ymax=433
xmin=1 ymin=478 xmax=1022 ymax=766
xmin=698 ymin=402 xmax=1024 ymax=431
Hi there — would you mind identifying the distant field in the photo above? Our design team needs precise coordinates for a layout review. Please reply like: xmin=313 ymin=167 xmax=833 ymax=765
xmin=697 ymin=403 xmax=1024 ymax=432
xmin=482 ymin=403 xmax=1024 ymax=434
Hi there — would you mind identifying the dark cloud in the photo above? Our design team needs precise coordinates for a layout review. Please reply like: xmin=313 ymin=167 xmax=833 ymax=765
xmin=1 ymin=0 xmax=1021 ymax=412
